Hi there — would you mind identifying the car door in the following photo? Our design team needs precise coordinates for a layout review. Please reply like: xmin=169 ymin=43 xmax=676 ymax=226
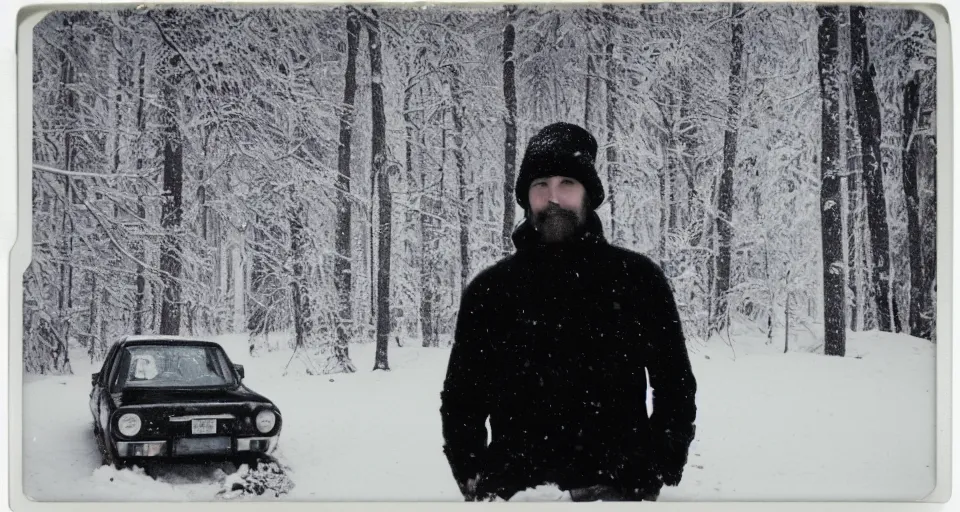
xmin=91 ymin=343 xmax=120 ymax=429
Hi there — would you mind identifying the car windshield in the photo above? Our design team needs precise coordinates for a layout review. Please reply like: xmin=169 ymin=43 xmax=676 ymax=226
xmin=114 ymin=345 xmax=237 ymax=389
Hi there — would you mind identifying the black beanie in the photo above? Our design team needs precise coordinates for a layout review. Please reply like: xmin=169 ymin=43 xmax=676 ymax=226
xmin=515 ymin=122 xmax=606 ymax=211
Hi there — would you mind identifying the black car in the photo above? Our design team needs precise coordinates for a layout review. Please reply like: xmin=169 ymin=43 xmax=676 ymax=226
xmin=89 ymin=335 xmax=282 ymax=467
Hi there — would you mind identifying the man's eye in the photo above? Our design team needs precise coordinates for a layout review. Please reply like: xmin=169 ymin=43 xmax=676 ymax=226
xmin=533 ymin=182 xmax=547 ymax=187
xmin=561 ymin=179 xmax=575 ymax=185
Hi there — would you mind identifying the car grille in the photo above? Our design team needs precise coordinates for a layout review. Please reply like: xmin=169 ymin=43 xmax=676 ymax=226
xmin=173 ymin=436 xmax=231 ymax=455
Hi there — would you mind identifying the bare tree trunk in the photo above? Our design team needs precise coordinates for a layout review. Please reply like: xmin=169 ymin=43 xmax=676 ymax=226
xmin=246 ymin=214 xmax=270 ymax=339
xmin=901 ymin=71 xmax=926 ymax=339
xmin=918 ymin=73 xmax=937 ymax=342
xmin=198 ymin=128 xmax=212 ymax=243
xmin=850 ymin=6 xmax=893 ymax=332
xmin=402 ymin=53 xmax=420 ymax=349
xmin=584 ymin=52 xmax=594 ymax=129
xmin=602 ymin=5 xmax=620 ymax=242
xmin=604 ymin=40 xmax=618 ymax=242
xmin=861 ymin=197 xmax=876 ymax=330
xmin=702 ymin=171 xmax=718 ymax=337
xmin=332 ymin=12 xmax=360 ymax=372
xmin=369 ymin=67 xmax=376 ymax=329
xmin=58 ymin=14 xmax=80 ymax=362
xmin=436 ymin=124 xmax=449 ymax=347
xmin=419 ymin=193 xmax=435 ymax=347
xmin=420 ymin=276 xmax=435 ymax=347
xmin=784 ymin=284 xmax=790 ymax=354
xmin=369 ymin=12 xmax=391 ymax=372
xmin=133 ymin=50 xmax=147 ymax=335
xmin=158 ymin=49 xmax=184 ymax=336
xmin=231 ymin=239 xmax=244 ymax=332
xmin=817 ymin=5 xmax=846 ymax=357
xmin=111 ymin=24 xmax=126 ymax=179
xmin=844 ymin=66 xmax=861 ymax=331
xmin=450 ymin=66 xmax=470 ymax=292
xmin=419 ymin=92 xmax=436 ymax=348
xmin=583 ymin=9 xmax=601 ymax=131
xmin=289 ymin=201 xmax=311 ymax=353
xmin=370 ymin=172 xmax=376 ymax=326
xmin=99 ymin=286 xmax=109 ymax=358
xmin=892 ymin=291 xmax=903 ymax=333
xmin=839 ymin=125 xmax=850 ymax=330
xmin=197 ymin=127 xmax=213 ymax=333
xmin=88 ymin=274 xmax=99 ymax=363
xmin=659 ymin=127 xmax=671 ymax=263
xmin=678 ymin=76 xmax=700 ymax=232
xmin=671 ymin=79 xmax=692 ymax=232
xmin=714 ymin=3 xmax=744 ymax=335
xmin=847 ymin=72 xmax=872 ymax=333
xmin=501 ymin=6 xmax=518 ymax=255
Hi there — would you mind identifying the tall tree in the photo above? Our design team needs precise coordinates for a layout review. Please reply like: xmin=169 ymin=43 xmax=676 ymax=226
xmin=419 ymin=84 xmax=438 ymax=348
xmin=156 ymin=15 xmax=185 ymax=336
xmin=844 ymin=73 xmax=871 ymax=333
xmin=369 ymin=10 xmax=391 ymax=371
xmin=917 ymin=24 xmax=937 ymax=342
xmin=919 ymin=82 xmax=936 ymax=342
xmin=333 ymin=11 xmax=361 ymax=372
xmin=87 ymin=275 xmax=100 ymax=362
xmin=132 ymin=49 xmax=148 ymax=335
xmin=713 ymin=3 xmax=745 ymax=335
xmin=817 ymin=5 xmax=846 ymax=357
xmin=501 ymin=5 xmax=518 ymax=254
xmin=419 ymin=168 xmax=436 ymax=347
xmin=849 ymin=5 xmax=893 ymax=332
xmin=288 ymin=200 xmax=312 ymax=353
xmin=901 ymin=70 xmax=925 ymax=338
xmin=582 ymin=9 xmax=598 ymax=131
xmin=57 ymin=14 xmax=80 ymax=361
xmin=603 ymin=28 xmax=619 ymax=243
xmin=450 ymin=65 xmax=470 ymax=292
xmin=893 ymin=8 xmax=937 ymax=341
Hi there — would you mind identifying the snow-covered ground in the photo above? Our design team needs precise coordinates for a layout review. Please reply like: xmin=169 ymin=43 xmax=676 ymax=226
xmin=21 ymin=328 xmax=936 ymax=502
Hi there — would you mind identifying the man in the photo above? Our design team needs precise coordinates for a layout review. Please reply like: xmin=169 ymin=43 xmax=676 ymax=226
xmin=440 ymin=122 xmax=697 ymax=502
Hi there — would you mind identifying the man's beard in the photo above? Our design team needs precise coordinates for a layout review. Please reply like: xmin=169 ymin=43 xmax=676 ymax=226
xmin=533 ymin=203 xmax=586 ymax=243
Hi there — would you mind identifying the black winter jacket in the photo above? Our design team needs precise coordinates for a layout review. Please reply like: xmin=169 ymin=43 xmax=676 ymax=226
xmin=440 ymin=212 xmax=697 ymax=501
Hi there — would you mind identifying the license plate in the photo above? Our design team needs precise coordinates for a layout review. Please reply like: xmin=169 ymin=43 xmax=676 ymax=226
xmin=175 ymin=436 xmax=230 ymax=455
xmin=191 ymin=418 xmax=217 ymax=435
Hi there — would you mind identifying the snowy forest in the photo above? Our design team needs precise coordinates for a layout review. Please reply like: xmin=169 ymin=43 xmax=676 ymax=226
xmin=25 ymin=4 xmax=937 ymax=375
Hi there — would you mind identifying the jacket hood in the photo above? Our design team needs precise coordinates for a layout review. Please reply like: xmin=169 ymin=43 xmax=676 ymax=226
xmin=511 ymin=210 xmax=607 ymax=253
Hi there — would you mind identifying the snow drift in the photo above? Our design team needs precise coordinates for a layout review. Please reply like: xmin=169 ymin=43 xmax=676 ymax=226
xmin=21 ymin=328 xmax=935 ymax=501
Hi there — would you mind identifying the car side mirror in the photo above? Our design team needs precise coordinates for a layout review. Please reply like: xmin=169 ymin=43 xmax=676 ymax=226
xmin=234 ymin=364 xmax=245 ymax=379
xmin=91 ymin=372 xmax=99 ymax=386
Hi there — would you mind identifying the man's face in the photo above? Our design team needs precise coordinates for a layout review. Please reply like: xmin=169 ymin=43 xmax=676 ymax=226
xmin=528 ymin=175 xmax=588 ymax=243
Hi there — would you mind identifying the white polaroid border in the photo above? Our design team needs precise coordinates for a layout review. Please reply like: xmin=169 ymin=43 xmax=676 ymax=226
xmin=5 ymin=1 xmax=955 ymax=512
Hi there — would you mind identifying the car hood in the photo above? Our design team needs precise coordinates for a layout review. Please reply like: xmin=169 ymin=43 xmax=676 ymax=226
xmin=112 ymin=385 xmax=272 ymax=408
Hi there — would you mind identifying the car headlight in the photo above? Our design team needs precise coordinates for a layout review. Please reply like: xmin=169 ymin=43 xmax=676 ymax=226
xmin=255 ymin=410 xmax=276 ymax=433
xmin=118 ymin=413 xmax=142 ymax=437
